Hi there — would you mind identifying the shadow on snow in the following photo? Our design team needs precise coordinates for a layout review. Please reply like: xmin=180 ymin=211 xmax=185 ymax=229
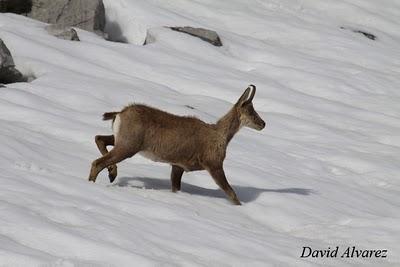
xmin=113 ymin=176 xmax=314 ymax=203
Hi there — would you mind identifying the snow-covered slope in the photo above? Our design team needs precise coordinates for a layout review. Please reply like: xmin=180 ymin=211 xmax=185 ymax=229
xmin=1 ymin=0 xmax=399 ymax=266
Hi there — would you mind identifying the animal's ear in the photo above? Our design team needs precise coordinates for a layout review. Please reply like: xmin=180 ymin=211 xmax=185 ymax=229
xmin=236 ymin=85 xmax=256 ymax=106
xmin=246 ymin=84 xmax=256 ymax=103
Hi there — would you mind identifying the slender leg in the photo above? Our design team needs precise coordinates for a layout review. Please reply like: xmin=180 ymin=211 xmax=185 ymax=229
xmin=207 ymin=167 xmax=241 ymax=205
xmin=89 ymin=148 xmax=135 ymax=183
xmin=95 ymin=135 xmax=117 ymax=182
xmin=171 ymin=165 xmax=184 ymax=192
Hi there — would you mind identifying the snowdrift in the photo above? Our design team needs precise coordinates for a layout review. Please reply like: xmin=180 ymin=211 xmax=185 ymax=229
xmin=0 ymin=0 xmax=399 ymax=266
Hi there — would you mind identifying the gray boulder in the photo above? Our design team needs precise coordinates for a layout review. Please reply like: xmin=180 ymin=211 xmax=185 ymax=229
xmin=46 ymin=25 xmax=80 ymax=41
xmin=29 ymin=0 xmax=105 ymax=34
xmin=0 ymin=0 xmax=32 ymax=14
xmin=0 ymin=40 xmax=26 ymax=84
xmin=170 ymin=26 xmax=222 ymax=47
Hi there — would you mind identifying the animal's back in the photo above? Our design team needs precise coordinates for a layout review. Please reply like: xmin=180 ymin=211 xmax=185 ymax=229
xmin=122 ymin=104 xmax=210 ymax=131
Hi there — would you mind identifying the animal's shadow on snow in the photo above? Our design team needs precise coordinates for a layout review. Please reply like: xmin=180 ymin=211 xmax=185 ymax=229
xmin=114 ymin=177 xmax=314 ymax=203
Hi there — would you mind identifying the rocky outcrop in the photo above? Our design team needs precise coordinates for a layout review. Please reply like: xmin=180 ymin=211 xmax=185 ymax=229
xmin=1 ymin=0 xmax=105 ymax=35
xmin=0 ymin=0 xmax=32 ymax=15
xmin=46 ymin=25 xmax=80 ymax=41
xmin=29 ymin=0 xmax=105 ymax=35
xmin=170 ymin=26 xmax=222 ymax=47
xmin=0 ymin=40 xmax=26 ymax=84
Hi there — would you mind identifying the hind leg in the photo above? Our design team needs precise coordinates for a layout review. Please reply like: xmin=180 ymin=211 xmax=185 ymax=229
xmin=171 ymin=165 xmax=184 ymax=192
xmin=95 ymin=135 xmax=117 ymax=182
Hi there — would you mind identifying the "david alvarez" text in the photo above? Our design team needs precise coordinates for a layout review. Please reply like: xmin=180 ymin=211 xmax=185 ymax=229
xmin=300 ymin=246 xmax=387 ymax=258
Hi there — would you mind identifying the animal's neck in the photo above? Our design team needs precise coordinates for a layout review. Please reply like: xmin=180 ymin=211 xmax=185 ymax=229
xmin=216 ymin=107 xmax=241 ymax=144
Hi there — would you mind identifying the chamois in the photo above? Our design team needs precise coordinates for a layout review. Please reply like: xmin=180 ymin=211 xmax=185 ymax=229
xmin=89 ymin=85 xmax=265 ymax=205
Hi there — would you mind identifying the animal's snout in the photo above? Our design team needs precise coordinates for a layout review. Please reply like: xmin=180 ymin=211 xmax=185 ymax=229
xmin=254 ymin=118 xmax=266 ymax=130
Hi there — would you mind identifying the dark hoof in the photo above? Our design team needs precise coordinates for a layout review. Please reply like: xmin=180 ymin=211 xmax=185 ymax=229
xmin=108 ymin=165 xmax=117 ymax=183
xmin=232 ymin=199 xmax=242 ymax=205
xmin=109 ymin=174 xmax=117 ymax=183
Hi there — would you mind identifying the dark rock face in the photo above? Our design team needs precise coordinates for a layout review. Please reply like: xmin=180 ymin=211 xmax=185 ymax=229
xmin=0 ymin=40 xmax=26 ymax=84
xmin=29 ymin=0 xmax=105 ymax=34
xmin=354 ymin=30 xmax=376 ymax=40
xmin=340 ymin=27 xmax=376 ymax=41
xmin=170 ymin=26 xmax=222 ymax=47
xmin=0 ymin=0 xmax=32 ymax=14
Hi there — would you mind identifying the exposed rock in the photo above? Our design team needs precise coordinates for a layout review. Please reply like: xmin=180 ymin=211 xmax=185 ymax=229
xmin=354 ymin=30 xmax=376 ymax=40
xmin=29 ymin=0 xmax=105 ymax=35
xmin=170 ymin=26 xmax=222 ymax=46
xmin=0 ymin=41 xmax=14 ymax=67
xmin=185 ymin=105 xmax=195 ymax=110
xmin=0 ymin=39 xmax=26 ymax=84
xmin=46 ymin=25 xmax=80 ymax=41
xmin=0 ymin=0 xmax=32 ymax=14
xmin=144 ymin=29 xmax=156 ymax=45
xmin=340 ymin=26 xmax=376 ymax=41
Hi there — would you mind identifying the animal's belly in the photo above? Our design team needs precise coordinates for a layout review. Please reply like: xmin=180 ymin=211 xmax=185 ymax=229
xmin=139 ymin=151 xmax=168 ymax=163
xmin=138 ymin=151 xmax=203 ymax=171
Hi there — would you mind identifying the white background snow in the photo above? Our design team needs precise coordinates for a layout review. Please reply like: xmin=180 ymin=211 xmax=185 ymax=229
xmin=0 ymin=0 xmax=399 ymax=266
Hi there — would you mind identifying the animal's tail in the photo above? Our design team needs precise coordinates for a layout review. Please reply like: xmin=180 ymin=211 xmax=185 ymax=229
xmin=102 ymin=112 xmax=119 ymax=121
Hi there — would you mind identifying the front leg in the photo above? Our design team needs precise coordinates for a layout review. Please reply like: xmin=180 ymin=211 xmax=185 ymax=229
xmin=95 ymin=135 xmax=118 ymax=182
xmin=94 ymin=135 xmax=117 ymax=183
xmin=207 ymin=167 xmax=241 ymax=205
xmin=170 ymin=165 xmax=184 ymax=192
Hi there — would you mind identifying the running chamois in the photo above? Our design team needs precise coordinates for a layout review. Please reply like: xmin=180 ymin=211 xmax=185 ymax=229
xmin=89 ymin=85 xmax=265 ymax=205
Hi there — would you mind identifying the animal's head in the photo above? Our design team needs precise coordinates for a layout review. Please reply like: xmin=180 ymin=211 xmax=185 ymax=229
xmin=235 ymin=85 xmax=266 ymax=130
